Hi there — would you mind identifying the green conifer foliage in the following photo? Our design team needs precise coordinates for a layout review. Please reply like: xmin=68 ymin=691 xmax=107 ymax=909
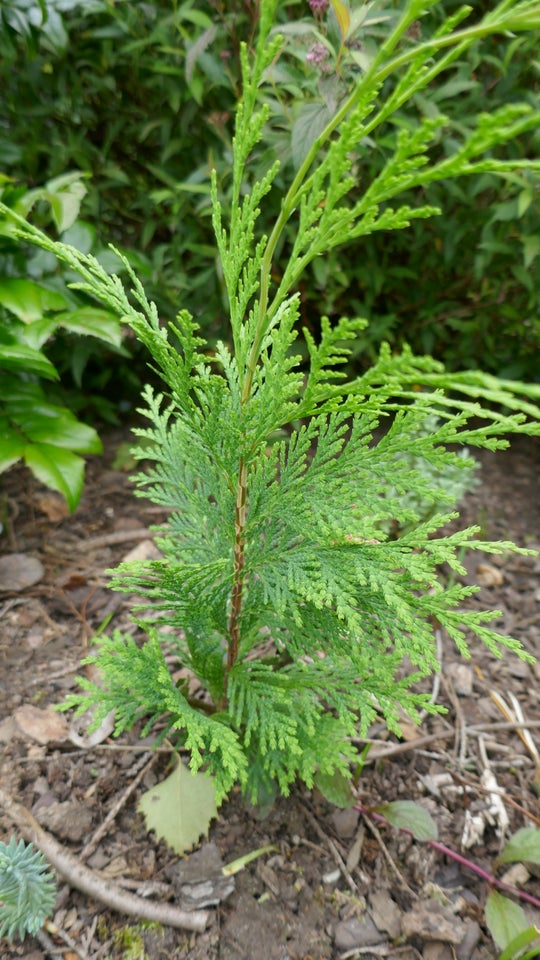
xmin=3 ymin=1 xmax=540 ymax=803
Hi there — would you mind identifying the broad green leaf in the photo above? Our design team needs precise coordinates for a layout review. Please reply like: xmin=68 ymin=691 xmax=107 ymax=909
xmin=517 ymin=188 xmax=534 ymax=217
xmin=42 ymin=9 xmax=69 ymax=52
xmin=138 ymin=760 xmax=218 ymax=855
xmin=292 ymin=102 xmax=332 ymax=169
xmin=499 ymin=925 xmax=540 ymax=960
xmin=41 ymin=172 xmax=88 ymax=232
xmin=375 ymin=801 xmax=438 ymax=841
xmin=330 ymin=0 xmax=351 ymax=40
xmin=62 ymin=221 xmax=96 ymax=254
xmin=0 ymin=419 xmax=26 ymax=472
xmin=0 ymin=343 xmax=59 ymax=380
xmin=54 ymin=307 xmax=124 ymax=348
xmin=485 ymin=891 xmax=528 ymax=951
xmin=15 ymin=410 xmax=102 ymax=455
xmin=24 ymin=443 xmax=85 ymax=512
xmin=498 ymin=828 xmax=540 ymax=867
xmin=315 ymin=769 xmax=355 ymax=808
xmin=17 ymin=317 xmax=60 ymax=350
xmin=523 ymin=235 xmax=540 ymax=269
xmin=0 ymin=279 xmax=67 ymax=323
xmin=0 ymin=376 xmax=45 ymax=403
xmin=185 ymin=24 xmax=218 ymax=85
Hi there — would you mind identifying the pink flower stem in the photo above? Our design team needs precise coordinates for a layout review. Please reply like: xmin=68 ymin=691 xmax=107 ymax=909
xmin=356 ymin=805 xmax=540 ymax=910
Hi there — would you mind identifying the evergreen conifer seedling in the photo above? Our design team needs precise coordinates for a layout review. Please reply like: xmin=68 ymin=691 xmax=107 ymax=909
xmin=3 ymin=0 xmax=540 ymax=806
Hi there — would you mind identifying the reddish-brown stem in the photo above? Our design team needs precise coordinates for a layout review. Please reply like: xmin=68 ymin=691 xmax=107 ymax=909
xmin=357 ymin=805 xmax=540 ymax=911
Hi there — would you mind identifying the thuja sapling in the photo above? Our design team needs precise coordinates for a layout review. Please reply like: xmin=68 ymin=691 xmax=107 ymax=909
xmin=2 ymin=0 xmax=540 ymax=807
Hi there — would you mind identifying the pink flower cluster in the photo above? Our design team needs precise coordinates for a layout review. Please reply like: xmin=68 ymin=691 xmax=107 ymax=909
xmin=309 ymin=0 xmax=329 ymax=13
xmin=306 ymin=42 xmax=330 ymax=66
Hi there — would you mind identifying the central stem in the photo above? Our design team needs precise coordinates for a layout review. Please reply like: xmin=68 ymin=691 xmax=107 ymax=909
xmin=225 ymin=459 xmax=248 ymax=684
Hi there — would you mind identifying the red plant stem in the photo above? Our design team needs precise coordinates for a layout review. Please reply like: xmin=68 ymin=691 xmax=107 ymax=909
xmin=356 ymin=805 xmax=540 ymax=911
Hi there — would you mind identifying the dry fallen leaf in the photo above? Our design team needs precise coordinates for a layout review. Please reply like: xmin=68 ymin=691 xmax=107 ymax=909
xmin=36 ymin=492 xmax=70 ymax=522
xmin=121 ymin=539 xmax=162 ymax=563
xmin=476 ymin=563 xmax=504 ymax=587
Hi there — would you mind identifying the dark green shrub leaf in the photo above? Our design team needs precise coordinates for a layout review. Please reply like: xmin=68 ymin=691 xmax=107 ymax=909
xmin=55 ymin=307 xmax=125 ymax=348
xmin=24 ymin=444 xmax=86 ymax=512
xmin=0 ymin=279 xmax=67 ymax=323
xmin=0 ymin=420 xmax=26 ymax=472
xmin=0 ymin=344 xmax=59 ymax=380
xmin=20 ymin=411 xmax=102 ymax=455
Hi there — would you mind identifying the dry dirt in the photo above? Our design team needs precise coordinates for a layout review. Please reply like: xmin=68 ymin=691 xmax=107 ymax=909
xmin=0 ymin=430 xmax=539 ymax=960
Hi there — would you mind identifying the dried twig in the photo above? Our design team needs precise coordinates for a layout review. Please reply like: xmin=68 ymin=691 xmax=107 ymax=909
xmin=80 ymin=752 xmax=156 ymax=863
xmin=441 ymin=674 xmax=468 ymax=766
xmin=301 ymin=804 xmax=358 ymax=895
xmin=44 ymin=919 xmax=88 ymax=960
xmin=0 ymin=786 xmax=209 ymax=933
xmin=36 ymin=926 xmax=64 ymax=959
xmin=356 ymin=719 xmax=540 ymax=761
xmin=77 ymin=529 xmax=152 ymax=550
xmin=450 ymin=770 xmax=540 ymax=827
xmin=361 ymin=814 xmax=418 ymax=900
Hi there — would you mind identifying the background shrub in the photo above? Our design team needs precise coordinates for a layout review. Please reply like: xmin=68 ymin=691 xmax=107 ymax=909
xmin=0 ymin=0 xmax=539 ymax=389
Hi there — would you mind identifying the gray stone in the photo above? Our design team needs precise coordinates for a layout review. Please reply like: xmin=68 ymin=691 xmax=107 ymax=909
xmin=36 ymin=800 xmax=93 ymax=842
xmin=456 ymin=922 xmax=481 ymax=960
xmin=370 ymin=889 xmax=402 ymax=938
xmin=334 ymin=915 xmax=386 ymax=950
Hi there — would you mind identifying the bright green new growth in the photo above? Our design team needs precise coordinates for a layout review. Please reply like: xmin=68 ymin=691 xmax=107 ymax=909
xmin=0 ymin=838 xmax=56 ymax=942
xmin=3 ymin=0 xmax=540 ymax=803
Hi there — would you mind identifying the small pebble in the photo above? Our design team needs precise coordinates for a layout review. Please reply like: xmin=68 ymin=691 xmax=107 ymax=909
xmin=334 ymin=915 xmax=385 ymax=950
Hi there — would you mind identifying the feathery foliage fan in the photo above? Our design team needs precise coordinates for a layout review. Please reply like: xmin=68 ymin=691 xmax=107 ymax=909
xmin=2 ymin=0 xmax=540 ymax=804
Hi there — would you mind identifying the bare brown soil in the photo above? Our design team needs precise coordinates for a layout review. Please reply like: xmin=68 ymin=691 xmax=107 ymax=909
xmin=1 ymin=431 xmax=539 ymax=960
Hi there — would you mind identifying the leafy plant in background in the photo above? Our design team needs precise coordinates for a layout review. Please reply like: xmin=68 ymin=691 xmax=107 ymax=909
xmin=0 ymin=172 xmax=128 ymax=510
xmin=2 ymin=1 xmax=540 ymax=809
xmin=0 ymin=0 xmax=253 ymax=326
xmin=0 ymin=837 xmax=56 ymax=943
xmin=2 ymin=0 xmax=539 ymax=380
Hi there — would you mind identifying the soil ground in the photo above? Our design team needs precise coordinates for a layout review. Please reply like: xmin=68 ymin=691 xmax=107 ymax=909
xmin=1 ymin=430 xmax=539 ymax=960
